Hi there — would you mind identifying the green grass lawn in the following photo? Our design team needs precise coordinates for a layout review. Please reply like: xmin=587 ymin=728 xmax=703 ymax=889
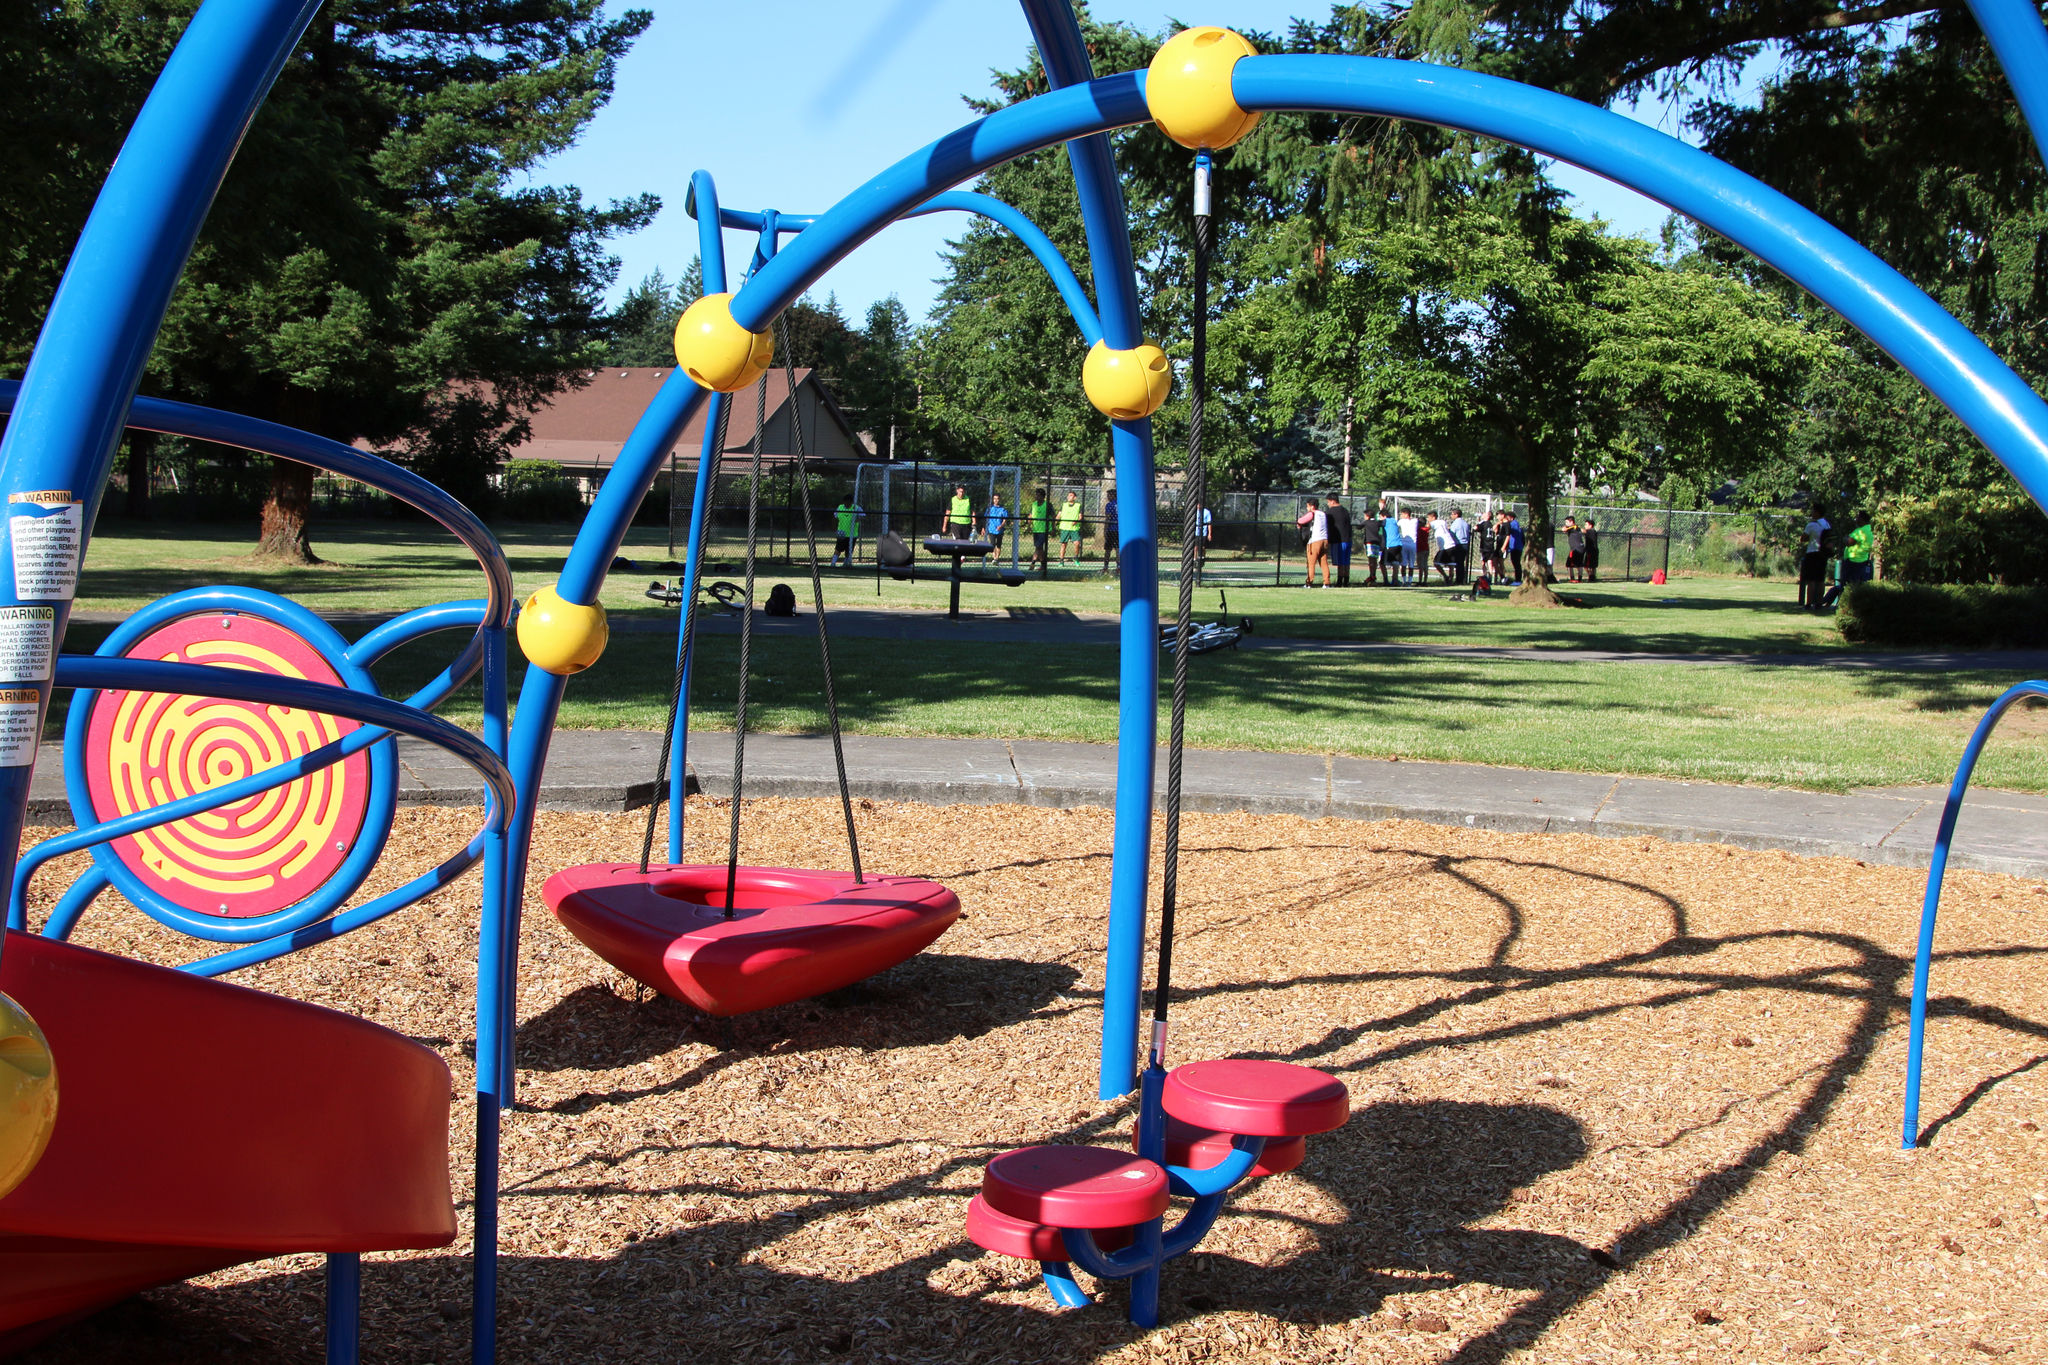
xmin=66 ymin=520 xmax=2042 ymax=794
xmin=341 ymin=632 xmax=2039 ymax=794
xmin=79 ymin=520 xmax=1842 ymax=653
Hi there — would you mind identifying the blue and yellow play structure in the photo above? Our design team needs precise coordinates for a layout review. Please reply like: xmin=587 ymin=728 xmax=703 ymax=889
xmin=3 ymin=0 xmax=2048 ymax=1355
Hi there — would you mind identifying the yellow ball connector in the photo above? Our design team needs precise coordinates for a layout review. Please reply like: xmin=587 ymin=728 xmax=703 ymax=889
xmin=0 ymin=991 xmax=57 ymax=1200
xmin=673 ymin=292 xmax=775 ymax=392
xmin=1082 ymin=341 xmax=1173 ymax=420
xmin=517 ymin=586 xmax=609 ymax=676
xmin=1146 ymin=27 xmax=1262 ymax=150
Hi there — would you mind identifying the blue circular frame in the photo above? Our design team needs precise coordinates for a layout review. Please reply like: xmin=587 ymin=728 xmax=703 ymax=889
xmin=62 ymin=585 xmax=398 ymax=943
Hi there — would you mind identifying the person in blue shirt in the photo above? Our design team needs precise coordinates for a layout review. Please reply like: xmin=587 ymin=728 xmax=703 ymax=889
xmin=1101 ymin=489 xmax=1119 ymax=569
xmin=1500 ymin=510 xmax=1524 ymax=584
xmin=982 ymin=492 xmax=1009 ymax=549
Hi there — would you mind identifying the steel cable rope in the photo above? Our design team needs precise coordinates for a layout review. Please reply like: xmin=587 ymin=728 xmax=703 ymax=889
xmin=775 ymin=313 xmax=864 ymax=882
xmin=1150 ymin=154 xmax=1211 ymax=1069
xmin=723 ymin=370 xmax=772 ymax=916
xmin=640 ymin=394 xmax=736 ymax=873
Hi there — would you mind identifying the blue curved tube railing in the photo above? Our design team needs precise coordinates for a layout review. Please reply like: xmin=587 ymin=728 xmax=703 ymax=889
xmin=905 ymin=193 xmax=1104 ymax=344
xmin=55 ymin=656 xmax=513 ymax=817
xmin=1228 ymin=57 xmax=2048 ymax=498
xmin=1900 ymin=677 xmax=2048 ymax=1147
xmin=36 ymin=589 xmax=397 ymax=943
xmin=11 ymin=597 xmax=493 ymax=940
xmin=0 ymin=381 xmax=514 ymax=713
xmin=1966 ymin=0 xmax=2048 ymax=168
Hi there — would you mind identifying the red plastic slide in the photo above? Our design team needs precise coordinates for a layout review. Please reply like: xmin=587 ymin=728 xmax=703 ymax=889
xmin=0 ymin=930 xmax=455 ymax=1352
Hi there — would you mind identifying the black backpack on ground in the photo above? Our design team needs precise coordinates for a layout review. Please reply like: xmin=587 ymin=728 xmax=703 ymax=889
xmin=764 ymin=582 xmax=797 ymax=617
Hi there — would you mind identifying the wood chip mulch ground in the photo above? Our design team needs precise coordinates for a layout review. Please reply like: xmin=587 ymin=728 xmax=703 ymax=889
xmin=18 ymin=797 xmax=2048 ymax=1364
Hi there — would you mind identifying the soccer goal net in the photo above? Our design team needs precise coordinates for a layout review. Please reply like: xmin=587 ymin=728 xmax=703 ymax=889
xmin=1385 ymin=490 xmax=1497 ymax=524
xmin=851 ymin=462 xmax=1026 ymax=565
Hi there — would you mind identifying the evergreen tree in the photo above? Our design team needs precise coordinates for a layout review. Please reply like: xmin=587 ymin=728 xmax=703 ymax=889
xmin=603 ymin=262 xmax=701 ymax=367
xmin=5 ymin=1 xmax=657 ymax=561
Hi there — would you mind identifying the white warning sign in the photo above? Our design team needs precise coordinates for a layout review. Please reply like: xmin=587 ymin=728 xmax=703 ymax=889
xmin=0 ymin=606 xmax=55 ymax=683
xmin=0 ymin=687 xmax=41 ymax=767
xmin=8 ymin=491 xmax=82 ymax=601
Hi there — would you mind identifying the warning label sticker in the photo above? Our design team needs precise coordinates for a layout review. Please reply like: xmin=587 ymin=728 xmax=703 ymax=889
xmin=0 ymin=606 xmax=56 ymax=683
xmin=0 ymin=687 xmax=41 ymax=767
xmin=8 ymin=491 xmax=81 ymax=601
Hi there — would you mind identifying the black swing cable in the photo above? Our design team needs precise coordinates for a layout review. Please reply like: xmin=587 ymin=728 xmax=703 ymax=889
xmin=722 ymin=365 xmax=772 ymax=918
xmin=640 ymin=390 xmax=737 ymax=873
xmin=1151 ymin=152 xmax=1212 ymax=1070
xmin=776 ymin=313 xmax=865 ymax=883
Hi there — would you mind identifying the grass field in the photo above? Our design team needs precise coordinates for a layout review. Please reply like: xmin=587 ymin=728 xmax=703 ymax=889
xmin=76 ymin=521 xmax=1844 ymax=653
xmin=65 ymin=520 xmax=2047 ymax=793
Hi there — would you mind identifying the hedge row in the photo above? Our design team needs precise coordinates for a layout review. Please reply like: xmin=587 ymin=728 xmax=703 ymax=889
xmin=1837 ymin=581 xmax=2048 ymax=649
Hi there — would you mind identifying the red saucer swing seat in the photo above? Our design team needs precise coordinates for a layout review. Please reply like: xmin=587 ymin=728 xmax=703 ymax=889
xmin=541 ymin=863 xmax=961 ymax=1017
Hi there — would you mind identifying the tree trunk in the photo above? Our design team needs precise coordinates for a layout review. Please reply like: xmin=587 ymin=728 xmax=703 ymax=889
xmin=1509 ymin=442 xmax=1564 ymax=608
xmin=256 ymin=457 xmax=321 ymax=563
xmin=1340 ymin=394 xmax=1354 ymax=496
xmin=125 ymin=431 xmax=155 ymax=519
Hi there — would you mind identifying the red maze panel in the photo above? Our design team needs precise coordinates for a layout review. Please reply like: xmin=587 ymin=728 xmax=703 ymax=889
xmin=83 ymin=613 xmax=369 ymax=918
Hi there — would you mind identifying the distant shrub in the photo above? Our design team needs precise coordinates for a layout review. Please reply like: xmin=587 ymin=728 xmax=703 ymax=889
xmin=1836 ymin=581 xmax=2048 ymax=648
xmin=1873 ymin=488 xmax=2048 ymax=586
xmin=498 ymin=459 xmax=584 ymax=522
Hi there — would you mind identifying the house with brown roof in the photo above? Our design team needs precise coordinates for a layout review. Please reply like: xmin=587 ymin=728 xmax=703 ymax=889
xmin=511 ymin=367 xmax=868 ymax=488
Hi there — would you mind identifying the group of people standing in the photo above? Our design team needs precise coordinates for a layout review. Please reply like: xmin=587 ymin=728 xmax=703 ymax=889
xmin=1797 ymin=507 xmax=1874 ymax=610
xmin=1296 ymin=500 xmax=1588 ymax=589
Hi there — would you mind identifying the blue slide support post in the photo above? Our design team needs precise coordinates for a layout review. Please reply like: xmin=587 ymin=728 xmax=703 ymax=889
xmin=1016 ymin=0 xmax=1162 ymax=1104
xmin=1899 ymin=678 xmax=2048 ymax=1148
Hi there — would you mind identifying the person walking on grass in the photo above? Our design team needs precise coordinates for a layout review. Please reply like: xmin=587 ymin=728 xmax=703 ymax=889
xmin=1324 ymin=494 xmax=1354 ymax=587
xmin=831 ymin=496 xmax=864 ymax=567
xmin=1582 ymin=518 xmax=1600 ymax=582
xmin=1449 ymin=506 xmax=1471 ymax=582
xmin=945 ymin=485 xmax=974 ymax=540
xmin=1027 ymin=489 xmax=1052 ymax=571
xmin=1301 ymin=498 xmax=1330 ymax=587
xmin=1564 ymin=516 xmax=1584 ymax=582
xmin=1502 ymin=509 xmax=1524 ymax=584
xmin=1196 ymin=503 xmax=1212 ymax=564
xmin=1057 ymin=490 xmax=1084 ymax=565
xmin=1397 ymin=507 xmax=1419 ymax=584
xmin=982 ymin=492 xmax=1008 ymax=550
xmin=1382 ymin=506 xmax=1404 ymax=584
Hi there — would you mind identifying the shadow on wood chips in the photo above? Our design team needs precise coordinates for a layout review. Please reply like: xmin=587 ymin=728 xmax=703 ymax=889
xmin=16 ymin=797 xmax=2048 ymax=1363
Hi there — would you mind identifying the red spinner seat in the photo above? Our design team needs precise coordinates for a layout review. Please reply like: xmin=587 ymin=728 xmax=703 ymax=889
xmin=0 ymin=931 xmax=455 ymax=1351
xmin=542 ymin=863 xmax=959 ymax=1017
xmin=1136 ymin=1112 xmax=1307 ymax=1178
xmin=980 ymin=1146 xmax=1169 ymax=1231
xmin=1162 ymin=1059 xmax=1351 ymax=1138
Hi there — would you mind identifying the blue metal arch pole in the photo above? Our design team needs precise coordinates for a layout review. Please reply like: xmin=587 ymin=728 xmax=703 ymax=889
xmin=667 ymin=171 xmax=736 ymax=859
xmin=1016 ymin=0 xmax=1162 ymax=1101
xmin=904 ymin=192 xmax=1105 ymax=345
xmin=0 ymin=0 xmax=322 ymax=974
xmin=529 ymin=52 xmax=2048 ymax=1109
xmin=1965 ymin=0 xmax=2048 ymax=168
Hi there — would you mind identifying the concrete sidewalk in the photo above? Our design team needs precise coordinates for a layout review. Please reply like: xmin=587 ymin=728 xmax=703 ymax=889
xmin=34 ymin=731 xmax=2044 ymax=879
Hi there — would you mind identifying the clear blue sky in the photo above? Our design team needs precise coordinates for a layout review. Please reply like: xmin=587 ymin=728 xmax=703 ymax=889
xmin=535 ymin=1 xmax=1682 ymax=324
